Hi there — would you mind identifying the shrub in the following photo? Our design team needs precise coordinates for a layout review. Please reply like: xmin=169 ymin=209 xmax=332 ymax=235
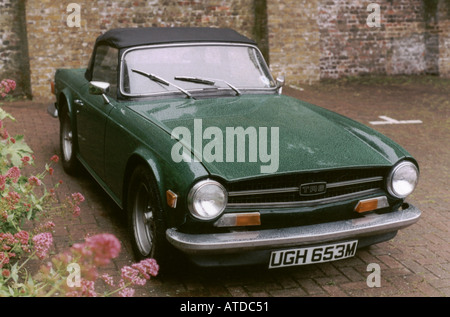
xmin=0 ymin=80 xmax=158 ymax=297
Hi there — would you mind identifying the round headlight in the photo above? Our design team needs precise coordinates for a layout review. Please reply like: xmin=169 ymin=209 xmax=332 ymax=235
xmin=387 ymin=161 xmax=419 ymax=198
xmin=188 ymin=180 xmax=227 ymax=220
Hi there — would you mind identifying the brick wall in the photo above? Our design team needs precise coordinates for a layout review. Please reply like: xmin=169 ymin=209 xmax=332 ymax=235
xmin=438 ymin=0 xmax=450 ymax=77
xmin=0 ymin=0 xmax=31 ymax=97
xmin=268 ymin=0 xmax=450 ymax=86
xmin=0 ymin=1 xmax=448 ymax=99
xmin=318 ymin=0 xmax=434 ymax=78
xmin=267 ymin=0 xmax=321 ymax=84
xmin=25 ymin=0 xmax=257 ymax=99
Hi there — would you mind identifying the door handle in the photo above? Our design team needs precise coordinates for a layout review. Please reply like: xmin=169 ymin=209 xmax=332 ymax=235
xmin=74 ymin=99 xmax=84 ymax=107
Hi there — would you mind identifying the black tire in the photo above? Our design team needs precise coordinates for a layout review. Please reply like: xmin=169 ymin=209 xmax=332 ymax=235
xmin=127 ymin=165 xmax=170 ymax=265
xmin=59 ymin=106 xmax=78 ymax=175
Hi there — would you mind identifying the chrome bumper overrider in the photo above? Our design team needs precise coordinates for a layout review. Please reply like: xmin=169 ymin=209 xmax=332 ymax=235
xmin=166 ymin=204 xmax=421 ymax=255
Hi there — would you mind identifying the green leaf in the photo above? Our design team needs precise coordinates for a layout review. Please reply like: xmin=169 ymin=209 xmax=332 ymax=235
xmin=27 ymin=275 xmax=35 ymax=287
xmin=10 ymin=263 xmax=19 ymax=283
xmin=2 ymin=135 xmax=33 ymax=167
xmin=27 ymin=208 xmax=33 ymax=220
xmin=0 ymin=108 xmax=15 ymax=121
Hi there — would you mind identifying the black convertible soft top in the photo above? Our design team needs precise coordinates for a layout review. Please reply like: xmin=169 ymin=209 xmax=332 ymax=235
xmin=86 ymin=27 xmax=256 ymax=82
xmin=95 ymin=27 xmax=256 ymax=49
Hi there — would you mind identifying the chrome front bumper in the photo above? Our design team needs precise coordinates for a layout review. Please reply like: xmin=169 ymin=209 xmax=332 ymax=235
xmin=166 ymin=203 xmax=421 ymax=255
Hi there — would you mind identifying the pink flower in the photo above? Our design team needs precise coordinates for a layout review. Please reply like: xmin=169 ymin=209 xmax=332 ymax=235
xmin=32 ymin=232 xmax=53 ymax=260
xmin=84 ymin=234 xmax=121 ymax=266
xmin=66 ymin=279 xmax=98 ymax=297
xmin=21 ymin=156 xmax=31 ymax=166
xmin=72 ymin=206 xmax=81 ymax=217
xmin=0 ymin=175 xmax=6 ymax=191
xmin=6 ymin=191 xmax=21 ymax=204
xmin=118 ymin=280 xmax=135 ymax=297
xmin=0 ymin=232 xmax=18 ymax=245
xmin=119 ymin=287 xmax=135 ymax=297
xmin=80 ymin=279 xmax=97 ymax=297
xmin=28 ymin=176 xmax=42 ymax=186
xmin=0 ymin=128 xmax=8 ymax=140
xmin=6 ymin=166 xmax=20 ymax=183
xmin=0 ymin=252 xmax=10 ymax=268
xmin=2 ymin=245 xmax=11 ymax=251
xmin=71 ymin=242 xmax=93 ymax=259
xmin=68 ymin=192 xmax=85 ymax=217
xmin=121 ymin=266 xmax=146 ymax=286
xmin=0 ymin=79 xmax=16 ymax=97
xmin=40 ymin=221 xmax=55 ymax=232
xmin=14 ymin=230 xmax=29 ymax=245
xmin=119 ymin=258 xmax=159 ymax=288
xmin=71 ymin=234 xmax=121 ymax=267
xmin=71 ymin=192 xmax=85 ymax=203
xmin=100 ymin=273 xmax=115 ymax=287
xmin=2 ymin=269 xmax=10 ymax=277
xmin=50 ymin=155 xmax=59 ymax=163
xmin=132 ymin=258 xmax=159 ymax=279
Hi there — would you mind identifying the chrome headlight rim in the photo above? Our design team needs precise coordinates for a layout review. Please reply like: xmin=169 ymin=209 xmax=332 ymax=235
xmin=387 ymin=161 xmax=419 ymax=199
xmin=187 ymin=179 xmax=228 ymax=221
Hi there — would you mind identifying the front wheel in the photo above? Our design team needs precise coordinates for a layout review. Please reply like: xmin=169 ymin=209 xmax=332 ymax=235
xmin=127 ymin=165 xmax=169 ymax=263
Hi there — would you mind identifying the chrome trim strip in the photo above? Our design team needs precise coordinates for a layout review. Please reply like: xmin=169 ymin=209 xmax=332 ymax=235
xmin=228 ymin=187 xmax=299 ymax=197
xmin=166 ymin=204 xmax=421 ymax=254
xmin=326 ymin=176 xmax=383 ymax=189
xmin=226 ymin=188 xmax=381 ymax=209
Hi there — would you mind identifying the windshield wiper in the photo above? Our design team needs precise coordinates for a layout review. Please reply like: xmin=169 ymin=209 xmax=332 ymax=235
xmin=131 ymin=69 xmax=194 ymax=99
xmin=174 ymin=76 xmax=241 ymax=96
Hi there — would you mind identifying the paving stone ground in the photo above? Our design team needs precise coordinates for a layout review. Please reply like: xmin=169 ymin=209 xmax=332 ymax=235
xmin=1 ymin=75 xmax=448 ymax=298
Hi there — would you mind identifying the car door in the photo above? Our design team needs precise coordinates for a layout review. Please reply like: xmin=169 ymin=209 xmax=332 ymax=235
xmin=76 ymin=45 xmax=119 ymax=181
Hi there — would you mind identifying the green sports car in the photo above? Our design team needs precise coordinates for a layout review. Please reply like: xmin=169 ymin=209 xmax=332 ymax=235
xmin=49 ymin=27 xmax=421 ymax=268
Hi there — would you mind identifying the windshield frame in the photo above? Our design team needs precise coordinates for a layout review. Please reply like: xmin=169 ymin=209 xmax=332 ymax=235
xmin=119 ymin=42 xmax=277 ymax=99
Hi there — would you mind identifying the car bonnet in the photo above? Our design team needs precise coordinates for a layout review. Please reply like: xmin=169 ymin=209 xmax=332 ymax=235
xmin=127 ymin=94 xmax=410 ymax=181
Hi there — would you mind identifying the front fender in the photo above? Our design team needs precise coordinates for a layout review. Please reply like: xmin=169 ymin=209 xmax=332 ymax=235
xmin=104 ymin=105 xmax=210 ymax=228
xmin=121 ymin=145 xmax=209 ymax=228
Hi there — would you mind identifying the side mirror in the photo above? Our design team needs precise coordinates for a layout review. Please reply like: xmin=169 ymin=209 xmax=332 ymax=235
xmin=89 ymin=81 xmax=110 ymax=95
xmin=89 ymin=81 xmax=111 ymax=104
xmin=276 ymin=76 xmax=285 ymax=94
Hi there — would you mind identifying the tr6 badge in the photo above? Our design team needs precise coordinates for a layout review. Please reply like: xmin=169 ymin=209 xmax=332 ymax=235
xmin=300 ymin=182 xmax=327 ymax=196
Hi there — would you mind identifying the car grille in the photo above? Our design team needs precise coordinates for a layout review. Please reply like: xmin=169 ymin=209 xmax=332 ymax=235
xmin=226 ymin=168 xmax=388 ymax=209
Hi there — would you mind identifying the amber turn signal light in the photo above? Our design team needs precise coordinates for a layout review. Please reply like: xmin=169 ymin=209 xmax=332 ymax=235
xmin=214 ymin=212 xmax=261 ymax=228
xmin=235 ymin=213 xmax=261 ymax=227
xmin=166 ymin=190 xmax=178 ymax=208
xmin=355 ymin=196 xmax=389 ymax=213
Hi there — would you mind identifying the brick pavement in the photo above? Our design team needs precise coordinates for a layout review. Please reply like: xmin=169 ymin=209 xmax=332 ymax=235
xmin=1 ymin=76 xmax=448 ymax=297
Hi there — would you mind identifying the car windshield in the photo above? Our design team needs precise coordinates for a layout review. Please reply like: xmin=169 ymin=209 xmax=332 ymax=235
xmin=121 ymin=44 xmax=276 ymax=97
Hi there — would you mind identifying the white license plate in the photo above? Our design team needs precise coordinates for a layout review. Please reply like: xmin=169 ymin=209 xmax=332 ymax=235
xmin=269 ymin=240 xmax=358 ymax=269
